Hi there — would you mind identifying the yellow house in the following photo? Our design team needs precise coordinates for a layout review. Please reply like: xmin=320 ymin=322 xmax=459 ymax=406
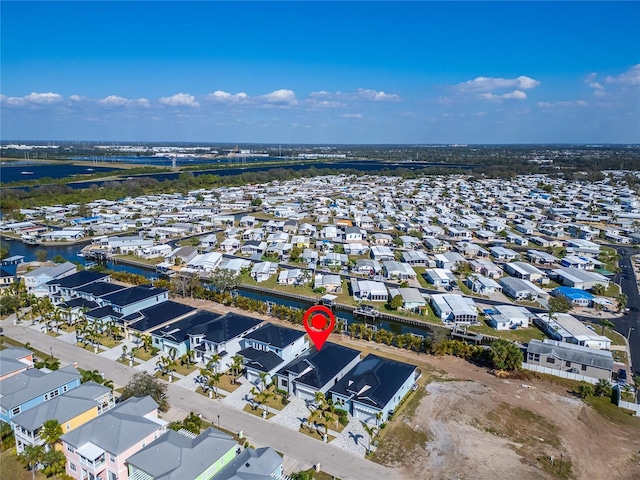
xmin=11 ymin=382 xmax=114 ymax=453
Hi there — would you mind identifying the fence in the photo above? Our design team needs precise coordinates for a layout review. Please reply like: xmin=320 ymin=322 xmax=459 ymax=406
xmin=619 ymin=400 xmax=640 ymax=416
xmin=521 ymin=362 xmax=599 ymax=384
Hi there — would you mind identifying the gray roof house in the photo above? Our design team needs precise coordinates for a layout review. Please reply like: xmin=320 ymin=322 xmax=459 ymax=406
xmin=60 ymin=396 xmax=167 ymax=480
xmin=524 ymin=339 xmax=613 ymax=381
xmin=11 ymin=382 xmax=114 ymax=453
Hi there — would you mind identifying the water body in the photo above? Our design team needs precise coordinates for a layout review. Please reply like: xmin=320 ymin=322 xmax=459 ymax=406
xmin=1 ymin=164 xmax=118 ymax=184
xmin=3 ymin=239 xmax=153 ymax=277
xmin=65 ymin=160 xmax=474 ymax=190
xmin=72 ymin=155 xmax=285 ymax=167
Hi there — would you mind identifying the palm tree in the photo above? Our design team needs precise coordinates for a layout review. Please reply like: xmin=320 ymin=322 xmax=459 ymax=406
xmin=206 ymin=353 xmax=221 ymax=373
xmin=362 ymin=422 xmax=377 ymax=455
xmin=230 ymin=355 xmax=244 ymax=384
xmin=41 ymin=419 xmax=63 ymax=451
xmin=121 ymin=345 xmax=128 ymax=361
xmin=21 ymin=444 xmax=44 ymax=480
xmin=617 ymin=293 xmax=629 ymax=312
xmin=374 ymin=411 xmax=383 ymax=428
xmin=208 ymin=372 xmax=221 ymax=398
xmin=141 ymin=334 xmax=153 ymax=352
xmin=182 ymin=411 xmax=203 ymax=434
xmin=599 ymin=319 xmax=615 ymax=335
xmin=258 ymin=372 xmax=269 ymax=392
xmin=81 ymin=369 xmax=103 ymax=384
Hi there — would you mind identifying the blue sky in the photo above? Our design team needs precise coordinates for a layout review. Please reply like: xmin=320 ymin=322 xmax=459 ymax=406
xmin=2 ymin=1 xmax=639 ymax=144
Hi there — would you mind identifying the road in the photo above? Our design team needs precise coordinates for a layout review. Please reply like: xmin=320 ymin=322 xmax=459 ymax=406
xmin=609 ymin=246 xmax=640 ymax=377
xmin=0 ymin=320 xmax=407 ymax=480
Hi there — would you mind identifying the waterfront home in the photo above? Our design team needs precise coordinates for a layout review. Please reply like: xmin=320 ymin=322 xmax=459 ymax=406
xmin=138 ymin=244 xmax=172 ymax=260
xmin=278 ymin=268 xmax=303 ymax=286
xmin=275 ymin=343 xmax=361 ymax=402
xmin=100 ymin=235 xmax=153 ymax=254
xmin=387 ymin=287 xmax=427 ymax=311
xmin=350 ymin=279 xmax=388 ymax=302
xmin=238 ymin=324 xmax=309 ymax=385
xmin=314 ymin=273 xmax=343 ymax=293
xmin=486 ymin=305 xmax=532 ymax=330
xmin=329 ymin=354 xmax=419 ymax=424
xmin=187 ymin=252 xmax=223 ymax=272
xmin=22 ymin=261 xmax=77 ymax=296
xmin=524 ymin=339 xmax=613 ymax=381
xmin=189 ymin=312 xmax=264 ymax=371
xmin=430 ymin=294 xmax=478 ymax=325
xmin=251 ymin=261 xmax=278 ymax=282
xmin=0 ymin=365 xmax=81 ymax=424
xmin=534 ymin=313 xmax=611 ymax=350
xmin=0 ymin=347 xmax=34 ymax=381
xmin=60 ymin=396 xmax=167 ymax=480
xmin=12 ymin=382 xmax=114 ymax=453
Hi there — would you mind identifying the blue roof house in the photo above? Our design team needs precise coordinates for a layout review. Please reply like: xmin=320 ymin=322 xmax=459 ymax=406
xmin=552 ymin=286 xmax=594 ymax=307
xmin=329 ymin=355 xmax=419 ymax=424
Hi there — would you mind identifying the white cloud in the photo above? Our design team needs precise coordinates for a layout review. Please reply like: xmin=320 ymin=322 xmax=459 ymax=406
xmin=479 ymin=90 xmax=527 ymax=100
xmin=537 ymin=100 xmax=588 ymax=108
xmin=605 ymin=64 xmax=640 ymax=85
xmin=99 ymin=95 xmax=150 ymax=107
xmin=159 ymin=93 xmax=200 ymax=107
xmin=457 ymin=75 xmax=540 ymax=93
xmin=260 ymin=89 xmax=298 ymax=106
xmin=69 ymin=95 xmax=84 ymax=102
xmin=0 ymin=94 xmax=25 ymax=106
xmin=341 ymin=113 xmax=363 ymax=119
xmin=356 ymin=88 xmax=401 ymax=101
xmin=206 ymin=90 xmax=248 ymax=103
xmin=24 ymin=92 xmax=63 ymax=104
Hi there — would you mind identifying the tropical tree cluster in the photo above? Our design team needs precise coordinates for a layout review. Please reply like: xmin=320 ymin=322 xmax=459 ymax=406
xmin=120 ymin=372 xmax=169 ymax=412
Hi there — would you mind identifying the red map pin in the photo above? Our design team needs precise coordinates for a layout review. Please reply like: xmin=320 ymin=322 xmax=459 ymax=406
xmin=303 ymin=305 xmax=336 ymax=351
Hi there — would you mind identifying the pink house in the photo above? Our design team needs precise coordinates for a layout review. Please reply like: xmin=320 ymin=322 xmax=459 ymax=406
xmin=60 ymin=396 xmax=166 ymax=480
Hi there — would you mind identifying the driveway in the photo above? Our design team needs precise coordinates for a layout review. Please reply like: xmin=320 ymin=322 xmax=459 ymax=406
xmin=0 ymin=320 xmax=407 ymax=480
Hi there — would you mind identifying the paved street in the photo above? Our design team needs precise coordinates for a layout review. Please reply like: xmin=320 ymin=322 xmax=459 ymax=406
xmin=0 ymin=318 xmax=407 ymax=480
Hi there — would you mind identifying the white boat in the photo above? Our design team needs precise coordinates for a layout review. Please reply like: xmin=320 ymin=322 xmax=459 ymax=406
xmin=21 ymin=171 xmax=34 ymax=175
xmin=86 ymin=168 xmax=95 ymax=172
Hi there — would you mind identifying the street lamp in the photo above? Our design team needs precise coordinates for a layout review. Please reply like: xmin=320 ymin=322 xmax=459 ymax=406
xmin=49 ymin=346 xmax=53 ymax=361
xmin=217 ymin=414 xmax=220 ymax=430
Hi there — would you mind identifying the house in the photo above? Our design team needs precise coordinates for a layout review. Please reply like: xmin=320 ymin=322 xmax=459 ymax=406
xmin=278 ymin=268 xmax=304 ymax=286
xmin=499 ymin=277 xmax=547 ymax=301
xmin=382 ymin=261 xmax=417 ymax=281
xmin=424 ymin=268 xmax=456 ymax=288
xmin=534 ymin=313 xmax=611 ymax=350
xmin=314 ymin=274 xmax=343 ymax=293
xmin=434 ymin=252 xmax=466 ymax=271
xmin=199 ymin=233 xmax=218 ymax=249
xmin=46 ymin=271 xmax=111 ymax=303
xmin=551 ymin=267 xmax=610 ymax=290
xmin=490 ymin=246 xmax=520 ymax=261
xmin=0 ymin=347 xmax=34 ymax=381
xmin=151 ymin=310 xmax=222 ymax=358
xmin=527 ymin=250 xmax=559 ymax=265
xmin=469 ymin=259 xmax=502 ymax=279
xmin=189 ymin=312 xmax=264 ymax=371
xmin=22 ymin=262 xmax=77 ymax=296
xmin=125 ymin=427 xmax=284 ymax=480
xmin=275 ymin=343 xmax=361 ymax=402
xmin=138 ymin=244 xmax=172 ymax=260
xmin=370 ymin=246 xmax=394 ymax=261
xmin=524 ymin=339 xmax=613 ymax=381
xmin=350 ymin=279 xmax=388 ymax=302
xmin=320 ymin=252 xmax=349 ymax=267
xmin=344 ymin=226 xmax=365 ymax=242
xmin=238 ymin=324 xmax=309 ymax=385
xmin=240 ymin=240 xmax=267 ymax=256
xmin=121 ymin=301 xmax=197 ymax=337
xmin=98 ymin=285 xmax=168 ymax=318
xmin=250 ymin=261 xmax=278 ymax=283
xmin=165 ymin=246 xmax=198 ymax=265
xmin=60 ymin=396 xmax=167 ymax=480
xmin=0 ymin=265 xmax=17 ymax=289
xmin=187 ymin=252 xmax=223 ymax=272
xmin=503 ymin=261 xmax=545 ymax=282
xmin=353 ymin=259 xmax=382 ymax=276
xmin=486 ymin=305 xmax=533 ymax=330
xmin=430 ymin=294 xmax=478 ymax=325
xmin=387 ymin=287 xmax=427 ymax=311
xmin=424 ymin=238 xmax=448 ymax=253
xmin=0 ymin=365 xmax=81 ymax=423
xmin=12 ymin=382 xmax=114 ymax=453
xmin=551 ymin=286 xmax=594 ymax=307
xmin=329 ymin=354 xmax=419 ymax=424
xmin=402 ymin=250 xmax=432 ymax=267
xmin=466 ymin=274 xmax=502 ymax=295
xmin=565 ymin=239 xmax=600 ymax=257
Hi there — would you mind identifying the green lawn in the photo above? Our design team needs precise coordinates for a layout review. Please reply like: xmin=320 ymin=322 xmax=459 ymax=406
xmin=1 ymin=449 xmax=47 ymax=480
xmin=173 ymin=362 xmax=198 ymax=376
xmin=605 ymin=282 xmax=620 ymax=297
xmin=217 ymin=374 xmax=243 ymax=393
xmin=467 ymin=319 xmax=547 ymax=343
xmin=116 ymin=357 xmax=140 ymax=367
xmin=76 ymin=342 xmax=105 ymax=353
xmin=195 ymin=386 xmax=224 ymax=399
xmin=1 ymin=335 xmax=54 ymax=361
xmin=585 ymin=323 xmax=626 ymax=346
xmin=114 ymin=253 xmax=164 ymax=266
xmin=133 ymin=348 xmax=157 ymax=361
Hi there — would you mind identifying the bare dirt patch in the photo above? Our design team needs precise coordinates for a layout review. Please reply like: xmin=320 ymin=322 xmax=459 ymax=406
xmin=374 ymin=356 xmax=640 ymax=480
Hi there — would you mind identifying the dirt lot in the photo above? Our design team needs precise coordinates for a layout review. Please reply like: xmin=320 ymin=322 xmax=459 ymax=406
xmin=374 ymin=356 xmax=640 ymax=480
xmin=172 ymin=297 xmax=640 ymax=479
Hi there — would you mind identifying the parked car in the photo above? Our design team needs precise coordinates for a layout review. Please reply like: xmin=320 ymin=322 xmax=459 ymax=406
xmin=618 ymin=368 xmax=627 ymax=385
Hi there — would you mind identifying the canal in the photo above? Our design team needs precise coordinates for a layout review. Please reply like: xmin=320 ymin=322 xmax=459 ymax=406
xmin=4 ymin=239 xmax=434 ymax=337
